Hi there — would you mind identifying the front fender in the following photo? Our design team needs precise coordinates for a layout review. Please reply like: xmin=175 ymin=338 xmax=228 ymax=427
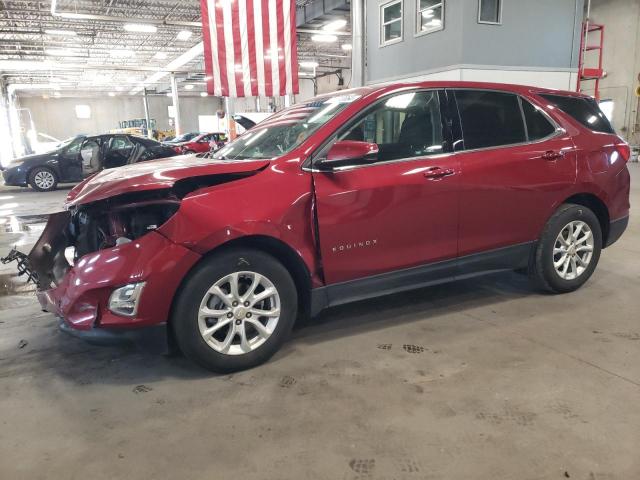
xmin=157 ymin=166 xmax=320 ymax=285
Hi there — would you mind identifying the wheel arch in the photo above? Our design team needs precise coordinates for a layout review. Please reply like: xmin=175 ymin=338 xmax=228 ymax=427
xmin=27 ymin=164 xmax=59 ymax=189
xmin=167 ymin=234 xmax=313 ymax=348
xmin=561 ymin=193 xmax=610 ymax=245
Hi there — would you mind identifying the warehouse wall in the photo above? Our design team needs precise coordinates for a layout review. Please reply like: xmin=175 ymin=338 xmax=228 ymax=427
xmin=584 ymin=0 xmax=640 ymax=143
xmin=18 ymin=95 xmax=222 ymax=140
xmin=365 ymin=0 xmax=583 ymax=88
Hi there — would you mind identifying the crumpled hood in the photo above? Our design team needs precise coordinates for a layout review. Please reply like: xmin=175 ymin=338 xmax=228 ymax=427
xmin=66 ymin=155 xmax=270 ymax=206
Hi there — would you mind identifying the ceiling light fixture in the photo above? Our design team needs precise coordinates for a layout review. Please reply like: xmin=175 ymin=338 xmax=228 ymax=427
xmin=341 ymin=43 xmax=353 ymax=51
xmin=110 ymin=49 xmax=135 ymax=58
xmin=184 ymin=84 xmax=194 ymax=90
xmin=108 ymin=92 xmax=116 ymax=97
xmin=124 ymin=23 xmax=158 ymax=33
xmin=323 ymin=19 xmax=347 ymax=31
xmin=200 ymin=92 xmax=208 ymax=97
xmin=311 ymin=34 xmax=337 ymax=43
xmin=176 ymin=30 xmax=193 ymax=41
xmin=299 ymin=61 xmax=319 ymax=68
xmin=44 ymin=29 xmax=77 ymax=36
xmin=45 ymin=48 xmax=82 ymax=57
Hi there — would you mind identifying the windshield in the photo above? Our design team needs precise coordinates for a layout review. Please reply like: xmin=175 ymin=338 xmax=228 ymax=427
xmin=213 ymin=93 xmax=361 ymax=160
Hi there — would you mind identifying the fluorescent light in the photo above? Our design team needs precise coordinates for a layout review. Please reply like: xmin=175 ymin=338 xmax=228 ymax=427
xmin=323 ymin=19 xmax=347 ymax=31
xmin=300 ymin=61 xmax=319 ymax=68
xmin=184 ymin=84 xmax=194 ymax=90
xmin=153 ymin=52 xmax=167 ymax=60
xmin=44 ymin=29 xmax=76 ymax=36
xmin=124 ymin=23 xmax=157 ymax=33
xmin=311 ymin=34 xmax=337 ymax=43
xmin=130 ymin=42 xmax=204 ymax=95
xmin=108 ymin=92 xmax=116 ymax=97
xmin=45 ymin=48 xmax=82 ymax=57
xmin=200 ymin=92 xmax=208 ymax=97
xmin=341 ymin=43 xmax=352 ymax=51
xmin=110 ymin=49 xmax=135 ymax=58
xmin=166 ymin=92 xmax=173 ymax=97
xmin=176 ymin=30 xmax=192 ymax=41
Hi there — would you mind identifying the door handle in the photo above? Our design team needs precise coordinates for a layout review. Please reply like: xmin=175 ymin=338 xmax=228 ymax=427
xmin=423 ymin=167 xmax=455 ymax=179
xmin=542 ymin=150 xmax=564 ymax=161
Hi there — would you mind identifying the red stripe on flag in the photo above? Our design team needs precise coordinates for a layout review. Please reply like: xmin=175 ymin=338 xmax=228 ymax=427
xmin=230 ymin=0 xmax=244 ymax=97
xmin=246 ymin=0 xmax=258 ymax=96
xmin=289 ymin=0 xmax=299 ymax=94
xmin=276 ymin=2 xmax=286 ymax=97
xmin=200 ymin=0 xmax=215 ymax=95
xmin=215 ymin=2 xmax=229 ymax=97
xmin=261 ymin=0 xmax=272 ymax=97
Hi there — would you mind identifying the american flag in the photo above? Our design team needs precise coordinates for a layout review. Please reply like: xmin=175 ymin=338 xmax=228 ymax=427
xmin=200 ymin=0 xmax=299 ymax=98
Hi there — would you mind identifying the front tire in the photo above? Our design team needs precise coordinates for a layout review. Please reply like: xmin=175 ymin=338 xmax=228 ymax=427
xmin=172 ymin=248 xmax=298 ymax=372
xmin=529 ymin=203 xmax=602 ymax=293
xmin=28 ymin=167 xmax=58 ymax=192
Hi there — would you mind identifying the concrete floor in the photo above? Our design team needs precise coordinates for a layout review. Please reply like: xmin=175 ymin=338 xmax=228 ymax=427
xmin=0 ymin=169 xmax=639 ymax=480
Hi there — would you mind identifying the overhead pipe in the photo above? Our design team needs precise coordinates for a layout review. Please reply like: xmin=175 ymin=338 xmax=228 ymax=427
xmin=50 ymin=0 xmax=201 ymax=28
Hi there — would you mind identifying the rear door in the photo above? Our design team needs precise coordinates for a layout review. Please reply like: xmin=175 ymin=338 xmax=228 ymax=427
xmin=313 ymin=89 xmax=460 ymax=285
xmin=451 ymin=89 xmax=577 ymax=257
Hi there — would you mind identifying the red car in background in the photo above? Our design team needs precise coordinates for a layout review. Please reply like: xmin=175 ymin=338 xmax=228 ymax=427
xmin=171 ymin=132 xmax=227 ymax=154
xmin=4 ymin=81 xmax=630 ymax=373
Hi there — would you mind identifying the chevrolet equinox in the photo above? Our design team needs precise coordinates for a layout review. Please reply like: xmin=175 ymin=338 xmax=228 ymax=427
xmin=3 ymin=82 xmax=630 ymax=372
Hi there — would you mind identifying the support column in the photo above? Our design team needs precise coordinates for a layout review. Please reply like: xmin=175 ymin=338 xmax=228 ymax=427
xmin=142 ymin=88 xmax=152 ymax=139
xmin=170 ymin=73 xmax=182 ymax=136
xmin=351 ymin=0 xmax=365 ymax=87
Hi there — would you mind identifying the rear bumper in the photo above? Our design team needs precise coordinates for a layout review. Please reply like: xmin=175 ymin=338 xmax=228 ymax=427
xmin=605 ymin=215 xmax=628 ymax=248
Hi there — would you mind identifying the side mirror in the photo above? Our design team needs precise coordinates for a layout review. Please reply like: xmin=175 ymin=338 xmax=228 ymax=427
xmin=317 ymin=140 xmax=379 ymax=171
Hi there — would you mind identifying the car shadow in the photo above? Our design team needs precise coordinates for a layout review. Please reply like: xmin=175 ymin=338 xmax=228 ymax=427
xmin=3 ymin=270 xmax=543 ymax=385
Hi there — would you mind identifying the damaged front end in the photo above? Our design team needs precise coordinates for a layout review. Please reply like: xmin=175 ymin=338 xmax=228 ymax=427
xmin=2 ymin=157 xmax=270 ymax=346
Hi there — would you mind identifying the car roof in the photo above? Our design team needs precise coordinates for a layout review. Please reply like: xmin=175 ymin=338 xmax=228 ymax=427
xmin=358 ymin=81 xmax=589 ymax=99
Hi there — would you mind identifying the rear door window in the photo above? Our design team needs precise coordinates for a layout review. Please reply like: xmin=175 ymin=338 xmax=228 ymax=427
xmin=521 ymin=99 xmax=557 ymax=141
xmin=454 ymin=90 xmax=526 ymax=149
xmin=539 ymin=94 xmax=614 ymax=134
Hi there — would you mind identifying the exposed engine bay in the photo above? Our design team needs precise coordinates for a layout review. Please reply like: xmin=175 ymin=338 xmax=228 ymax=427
xmin=2 ymin=171 xmax=259 ymax=290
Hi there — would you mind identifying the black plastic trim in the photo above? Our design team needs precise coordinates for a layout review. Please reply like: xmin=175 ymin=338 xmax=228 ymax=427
xmin=604 ymin=215 xmax=629 ymax=248
xmin=310 ymin=241 xmax=534 ymax=316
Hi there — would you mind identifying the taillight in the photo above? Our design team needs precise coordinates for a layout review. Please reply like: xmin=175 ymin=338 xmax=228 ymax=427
xmin=615 ymin=143 xmax=631 ymax=163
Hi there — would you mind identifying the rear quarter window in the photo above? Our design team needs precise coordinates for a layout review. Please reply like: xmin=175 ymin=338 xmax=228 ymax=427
xmin=539 ymin=94 xmax=614 ymax=134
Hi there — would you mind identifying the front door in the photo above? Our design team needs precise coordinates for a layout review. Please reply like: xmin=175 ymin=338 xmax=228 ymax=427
xmin=313 ymin=90 xmax=460 ymax=286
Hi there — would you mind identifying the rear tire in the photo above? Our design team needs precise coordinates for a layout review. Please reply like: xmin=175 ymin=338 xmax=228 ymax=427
xmin=172 ymin=248 xmax=298 ymax=373
xmin=28 ymin=167 xmax=58 ymax=192
xmin=529 ymin=203 xmax=602 ymax=293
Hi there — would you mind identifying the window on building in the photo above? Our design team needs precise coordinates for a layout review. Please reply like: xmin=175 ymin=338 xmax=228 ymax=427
xmin=540 ymin=94 xmax=614 ymax=134
xmin=478 ymin=0 xmax=502 ymax=24
xmin=380 ymin=0 xmax=403 ymax=46
xmin=417 ymin=0 xmax=444 ymax=35
xmin=520 ymin=99 xmax=556 ymax=141
xmin=455 ymin=90 xmax=526 ymax=149
xmin=340 ymin=90 xmax=444 ymax=162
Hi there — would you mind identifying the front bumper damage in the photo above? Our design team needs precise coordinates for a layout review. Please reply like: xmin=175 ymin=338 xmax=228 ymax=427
xmin=2 ymin=203 xmax=201 ymax=351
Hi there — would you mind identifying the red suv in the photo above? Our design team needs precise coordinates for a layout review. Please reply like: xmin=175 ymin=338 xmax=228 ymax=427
xmin=5 ymin=82 xmax=630 ymax=372
xmin=172 ymin=132 xmax=227 ymax=154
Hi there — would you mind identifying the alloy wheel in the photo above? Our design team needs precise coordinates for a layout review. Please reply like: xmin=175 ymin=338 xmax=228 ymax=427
xmin=197 ymin=271 xmax=281 ymax=355
xmin=34 ymin=170 xmax=55 ymax=190
xmin=553 ymin=220 xmax=594 ymax=280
